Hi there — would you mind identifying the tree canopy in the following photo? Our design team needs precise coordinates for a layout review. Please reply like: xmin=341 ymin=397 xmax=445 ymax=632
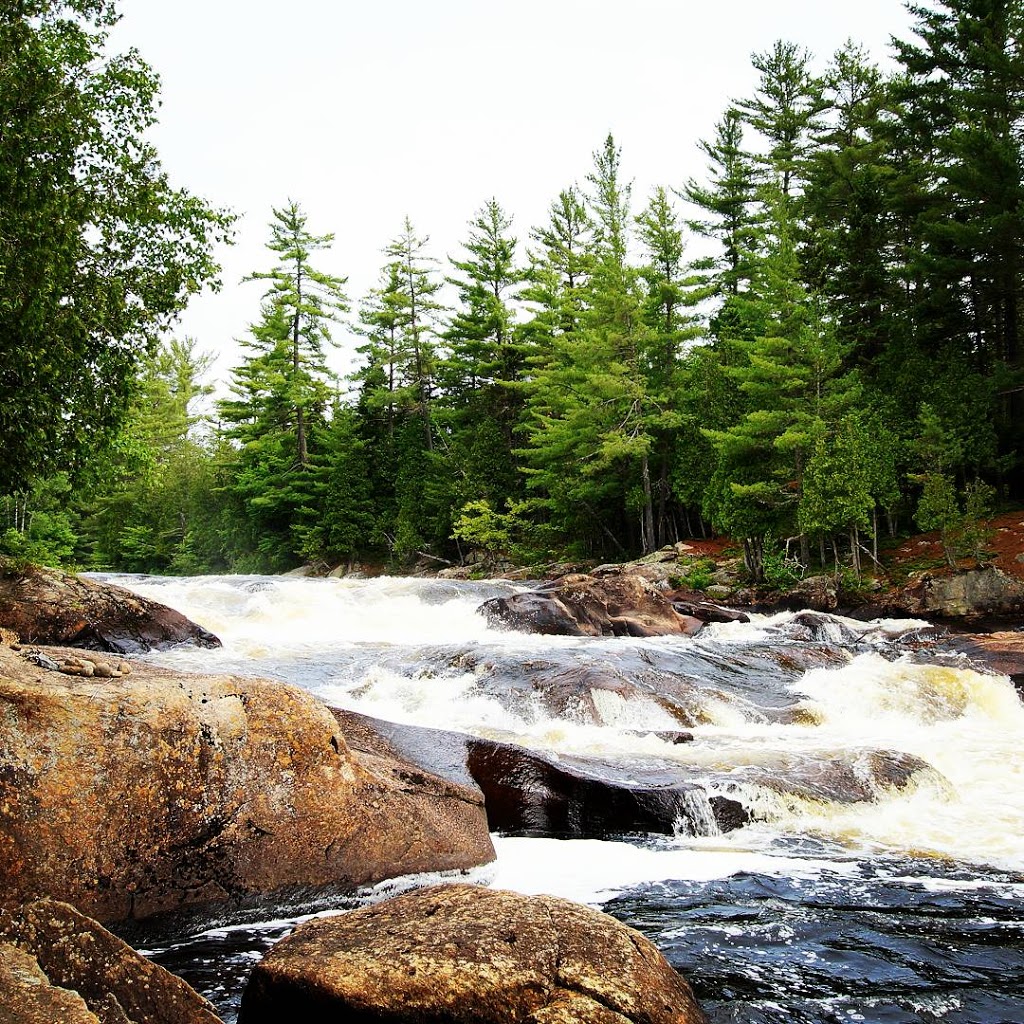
xmin=6 ymin=0 xmax=1023 ymax=580
xmin=0 ymin=0 xmax=232 ymax=495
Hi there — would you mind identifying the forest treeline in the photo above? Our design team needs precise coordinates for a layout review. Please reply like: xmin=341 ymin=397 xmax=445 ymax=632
xmin=3 ymin=1 xmax=1023 ymax=581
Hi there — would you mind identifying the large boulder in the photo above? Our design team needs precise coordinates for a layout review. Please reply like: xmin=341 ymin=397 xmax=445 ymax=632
xmin=896 ymin=566 xmax=1024 ymax=619
xmin=238 ymin=884 xmax=706 ymax=1024
xmin=0 ymin=563 xmax=220 ymax=652
xmin=0 ymin=899 xmax=220 ymax=1024
xmin=480 ymin=572 xmax=703 ymax=638
xmin=0 ymin=646 xmax=493 ymax=927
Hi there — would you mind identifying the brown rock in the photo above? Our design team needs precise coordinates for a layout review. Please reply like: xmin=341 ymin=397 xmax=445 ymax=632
xmin=238 ymin=884 xmax=705 ymax=1024
xmin=480 ymin=572 xmax=703 ymax=638
xmin=0 ymin=942 xmax=100 ymax=1023
xmin=0 ymin=646 xmax=493 ymax=927
xmin=952 ymin=631 xmax=1024 ymax=688
xmin=0 ymin=899 xmax=220 ymax=1023
xmin=0 ymin=563 xmax=221 ymax=653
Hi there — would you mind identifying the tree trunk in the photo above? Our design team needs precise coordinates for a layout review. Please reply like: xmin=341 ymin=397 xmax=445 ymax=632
xmin=640 ymin=452 xmax=655 ymax=555
xmin=743 ymin=536 xmax=764 ymax=583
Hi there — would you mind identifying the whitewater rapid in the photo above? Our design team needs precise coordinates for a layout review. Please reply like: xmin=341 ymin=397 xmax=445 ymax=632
xmin=110 ymin=573 xmax=1024 ymax=1024
xmin=113 ymin=573 xmax=1024 ymax=876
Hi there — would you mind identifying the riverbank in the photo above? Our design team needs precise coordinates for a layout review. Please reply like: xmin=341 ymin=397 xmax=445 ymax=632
xmin=417 ymin=510 xmax=1024 ymax=628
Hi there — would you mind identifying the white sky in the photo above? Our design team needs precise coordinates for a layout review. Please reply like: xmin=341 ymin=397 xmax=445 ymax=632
xmin=109 ymin=0 xmax=913 ymax=386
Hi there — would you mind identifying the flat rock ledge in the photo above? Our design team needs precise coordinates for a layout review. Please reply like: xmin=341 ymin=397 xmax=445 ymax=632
xmin=238 ymin=884 xmax=706 ymax=1024
xmin=0 ymin=645 xmax=493 ymax=928
xmin=0 ymin=899 xmax=219 ymax=1024
xmin=0 ymin=562 xmax=220 ymax=652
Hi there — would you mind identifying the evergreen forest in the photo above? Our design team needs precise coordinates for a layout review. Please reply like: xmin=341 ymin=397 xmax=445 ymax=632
xmin=3 ymin=0 xmax=1024 ymax=582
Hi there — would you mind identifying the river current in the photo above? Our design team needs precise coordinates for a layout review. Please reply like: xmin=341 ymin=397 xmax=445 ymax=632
xmin=106 ymin=574 xmax=1024 ymax=1024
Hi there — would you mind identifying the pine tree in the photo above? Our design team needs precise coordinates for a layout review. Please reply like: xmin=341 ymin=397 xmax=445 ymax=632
xmin=522 ymin=187 xmax=595 ymax=343
xmin=385 ymin=218 xmax=444 ymax=453
xmin=703 ymin=194 xmax=853 ymax=579
xmin=522 ymin=136 xmax=666 ymax=555
xmin=441 ymin=198 xmax=527 ymax=513
xmin=682 ymin=108 xmax=764 ymax=297
xmin=244 ymin=200 xmax=348 ymax=466
xmin=737 ymin=39 xmax=826 ymax=200
xmin=636 ymin=187 xmax=704 ymax=543
xmin=894 ymin=0 xmax=1024 ymax=485
xmin=216 ymin=202 xmax=347 ymax=570
xmin=801 ymin=42 xmax=899 ymax=370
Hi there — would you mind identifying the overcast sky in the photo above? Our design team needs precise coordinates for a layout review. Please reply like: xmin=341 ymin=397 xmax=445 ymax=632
xmin=110 ymin=0 xmax=914 ymax=384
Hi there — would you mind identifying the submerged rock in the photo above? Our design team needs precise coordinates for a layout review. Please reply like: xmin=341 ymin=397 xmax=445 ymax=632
xmin=238 ymin=884 xmax=706 ymax=1024
xmin=480 ymin=572 xmax=703 ymax=638
xmin=0 ymin=646 xmax=493 ymax=927
xmin=0 ymin=899 xmax=220 ymax=1024
xmin=0 ymin=563 xmax=220 ymax=653
xmin=770 ymin=611 xmax=865 ymax=646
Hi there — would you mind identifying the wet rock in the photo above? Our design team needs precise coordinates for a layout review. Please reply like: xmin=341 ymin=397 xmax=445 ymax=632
xmin=238 ymin=884 xmax=706 ymax=1024
xmin=482 ymin=589 xmax=586 ymax=635
xmin=952 ymin=631 xmax=1024 ymax=690
xmin=0 ymin=646 xmax=493 ymax=928
xmin=480 ymin=572 xmax=703 ymax=638
xmin=714 ymin=749 xmax=940 ymax=807
xmin=464 ymin=740 xmax=743 ymax=838
xmin=771 ymin=611 xmax=864 ymax=646
xmin=0 ymin=563 xmax=220 ymax=653
xmin=669 ymin=596 xmax=750 ymax=625
xmin=331 ymin=708 xmax=745 ymax=838
xmin=0 ymin=899 xmax=220 ymax=1023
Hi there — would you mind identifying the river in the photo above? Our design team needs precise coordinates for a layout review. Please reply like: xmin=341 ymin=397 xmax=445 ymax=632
xmin=106 ymin=574 xmax=1024 ymax=1024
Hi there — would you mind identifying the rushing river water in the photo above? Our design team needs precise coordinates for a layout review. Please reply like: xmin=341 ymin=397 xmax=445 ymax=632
xmin=107 ymin=574 xmax=1024 ymax=1024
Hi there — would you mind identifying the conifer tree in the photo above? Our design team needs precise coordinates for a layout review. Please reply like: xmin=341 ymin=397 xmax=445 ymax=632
xmin=441 ymin=199 xmax=527 ymax=512
xmin=682 ymin=108 xmax=764 ymax=298
xmin=737 ymin=39 xmax=826 ymax=199
xmin=703 ymin=194 xmax=852 ymax=578
xmin=894 ymin=0 xmax=1024 ymax=481
xmin=244 ymin=201 xmax=348 ymax=467
xmin=217 ymin=202 xmax=347 ymax=570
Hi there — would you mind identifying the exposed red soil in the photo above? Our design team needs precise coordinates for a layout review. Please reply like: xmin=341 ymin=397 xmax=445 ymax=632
xmin=887 ymin=510 xmax=1024 ymax=581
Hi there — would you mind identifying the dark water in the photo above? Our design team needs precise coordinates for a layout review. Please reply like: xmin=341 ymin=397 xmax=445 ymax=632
xmin=605 ymin=858 xmax=1024 ymax=1024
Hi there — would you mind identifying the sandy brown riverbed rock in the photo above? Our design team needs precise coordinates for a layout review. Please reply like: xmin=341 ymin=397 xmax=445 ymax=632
xmin=950 ymin=631 xmax=1024 ymax=690
xmin=0 ymin=562 xmax=221 ymax=652
xmin=238 ymin=884 xmax=706 ymax=1024
xmin=0 ymin=646 xmax=493 ymax=927
xmin=0 ymin=899 xmax=220 ymax=1024
xmin=480 ymin=571 xmax=703 ymax=638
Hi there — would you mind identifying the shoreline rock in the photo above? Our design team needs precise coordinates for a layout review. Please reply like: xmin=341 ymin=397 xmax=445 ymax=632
xmin=0 ymin=563 xmax=221 ymax=652
xmin=0 ymin=646 xmax=493 ymax=929
xmin=0 ymin=899 xmax=220 ymax=1024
